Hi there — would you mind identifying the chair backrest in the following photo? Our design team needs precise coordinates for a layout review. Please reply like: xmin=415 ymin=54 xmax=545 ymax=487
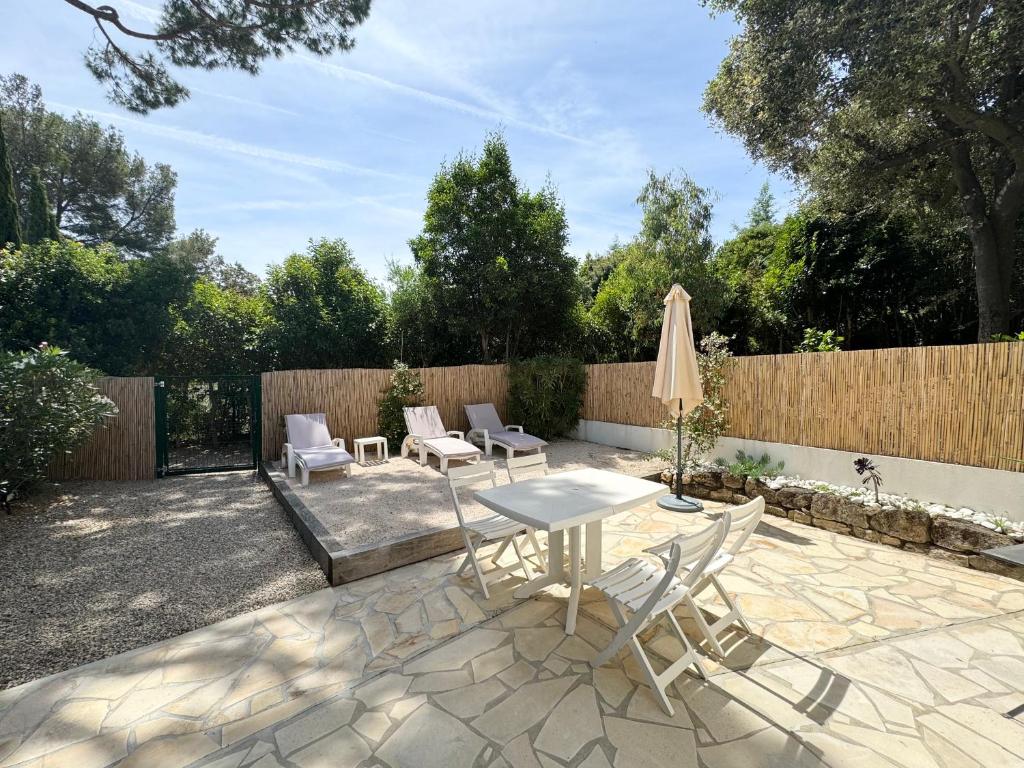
xmin=725 ymin=496 xmax=764 ymax=556
xmin=631 ymin=514 xmax=729 ymax=624
xmin=506 ymin=453 xmax=549 ymax=482
xmin=284 ymin=413 xmax=333 ymax=450
xmin=403 ymin=405 xmax=447 ymax=439
xmin=465 ymin=403 xmax=505 ymax=433
xmin=447 ymin=461 xmax=498 ymax=527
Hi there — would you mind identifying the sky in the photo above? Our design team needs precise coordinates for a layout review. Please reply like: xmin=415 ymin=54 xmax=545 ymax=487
xmin=1 ymin=0 xmax=797 ymax=283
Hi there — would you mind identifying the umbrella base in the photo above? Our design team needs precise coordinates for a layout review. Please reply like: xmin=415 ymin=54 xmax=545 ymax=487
xmin=657 ymin=494 xmax=704 ymax=513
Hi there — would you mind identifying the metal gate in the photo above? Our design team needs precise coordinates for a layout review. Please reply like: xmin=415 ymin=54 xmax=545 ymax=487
xmin=155 ymin=376 xmax=262 ymax=476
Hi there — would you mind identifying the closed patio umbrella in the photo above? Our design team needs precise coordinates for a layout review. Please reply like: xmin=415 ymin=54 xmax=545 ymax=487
xmin=652 ymin=284 xmax=705 ymax=512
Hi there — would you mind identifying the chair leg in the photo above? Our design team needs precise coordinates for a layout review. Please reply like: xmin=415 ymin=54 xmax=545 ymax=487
xmin=491 ymin=536 xmax=512 ymax=564
xmin=456 ymin=551 xmax=474 ymax=577
xmin=511 ymin=535 xmax=533 ymax=580
xmin=665 ymin=610 xmax=708 ymax=681
xmin=711 ymin=575 xmax=751 ymax=633
xmin=461 ymin=530 xmax=489 ymax=599
xmin=681 ymin=593 xmax=725 ymax=658
xmin=528 ymin=530 xmax=545 ymax=573
xmin=626 ymin=635 xmax=675 ymax=717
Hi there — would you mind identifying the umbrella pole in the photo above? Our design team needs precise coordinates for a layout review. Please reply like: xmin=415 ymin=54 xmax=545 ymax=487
xmin=675 ymin=401 xmax=683 ymax=500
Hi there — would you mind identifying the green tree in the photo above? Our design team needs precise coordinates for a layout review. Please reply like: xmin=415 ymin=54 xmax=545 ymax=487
xmin=702 ymin=0 xmax=1024 ymax=339
xmin=0 ymin=239 xmax=196 ymax=374
xmin=589 ymin=171 xmax=728 ymax=361
xmin=377 ymin=362 xmax=424 ymax=446
xmin=386 ymin=260 xmax=440 ymax=367
xmin=409 ymin=132 xmax=579 ymax=363
xmin=1 ymin=74 xmax=176 ymax=255
xmin=165 ymin=229 xmax=261 ymax=295
xmin=0 ymin=115 xmax=20 ymax=248
xmin=62 ymin=0 xmax=372 ymax=113
xmin=265 ymin=238 xmax=389 ymax=370
xmin=157 ymin=278 xmax=270 ymax=376
xmin=25 ymin=167 xmax=59 ymax=244
xmin=747 ymin=182 xmax=776 ymax=228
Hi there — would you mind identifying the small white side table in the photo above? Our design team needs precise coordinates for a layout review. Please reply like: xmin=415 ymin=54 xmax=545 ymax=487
xmin=354 ymin=436 xmax=389 ymax=465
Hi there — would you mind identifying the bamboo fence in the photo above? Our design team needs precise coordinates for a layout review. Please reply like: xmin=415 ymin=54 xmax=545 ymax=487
xmin=49 ymin=376 xmax=156 ymax=481
xmin=261 ymin=364 xmax=509 ymax=461
xmin=583 ymin=343 xmax=1024 ymax=471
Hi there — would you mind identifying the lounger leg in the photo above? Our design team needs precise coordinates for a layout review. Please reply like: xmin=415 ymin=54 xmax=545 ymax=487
xmin=440 ymin=457 xmax=448 ymax=474
xmin=301 ymin=466 xmax=309 ymax=486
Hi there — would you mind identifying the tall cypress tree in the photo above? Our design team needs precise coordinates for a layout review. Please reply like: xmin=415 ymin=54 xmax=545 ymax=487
xmin=25 ymin=168 xmax=59 ymax=244
xmin=0 ymin=117 xmax=21 ymax=248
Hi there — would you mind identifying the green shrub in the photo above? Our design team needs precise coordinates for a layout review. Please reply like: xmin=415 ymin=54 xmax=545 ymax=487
xmin=377 ymin=361 xmax=425 ymax=446
xmin=507 ymin=356 xmax=586 ymax=440
xmin=796 ymin=327 xmax=844 ymax=352
xmin=714 ymin=450 xmax=784 ymax=478
xmin=0 ymin=344 xmax=117 ymax=505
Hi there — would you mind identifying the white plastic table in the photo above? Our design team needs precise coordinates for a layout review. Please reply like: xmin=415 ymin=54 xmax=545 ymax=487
xmin=354 ymin=436 xmax=388 ymax=464
xmin=474 ymin=468 xmax=666 ymax=634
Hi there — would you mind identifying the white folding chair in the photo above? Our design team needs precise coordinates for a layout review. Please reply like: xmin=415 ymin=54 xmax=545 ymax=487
xmin=590 ymin=514 xmax=730 ymax=715
xmin=448 ymin=461 xmax=537 ymax=599
xmin=666 ymin=496 xmax=764 ymax=657
xmin=499 ymin=454 xmax=549 ymax=571
xmin=505 ymin=452 xmax=551 ymax=482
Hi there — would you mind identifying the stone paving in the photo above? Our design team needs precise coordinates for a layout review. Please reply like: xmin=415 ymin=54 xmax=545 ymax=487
xmin=1 ymin=500 xmax=1023 ymax=767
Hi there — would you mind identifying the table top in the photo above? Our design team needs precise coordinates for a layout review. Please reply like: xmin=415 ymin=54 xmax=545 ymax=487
xmin=473 ymin=468 xmax=666 ymax=531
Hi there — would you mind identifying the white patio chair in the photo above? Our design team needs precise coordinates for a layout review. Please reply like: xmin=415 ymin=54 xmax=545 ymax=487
xmin=657 ymin=496 xmax=764 ymax=657
xmin=465 ymin=403 xmax=547 ymax=458
xmin=282 ymin=413 xmax=355 ymax=486
xmin=505 ymin=452 xmax=551 ymax=482
xmin=448 ymin=461 xmax=537 ymax=599
xmin=400 ymin=405 xmax=481 ymax=474
xmin=590 ymin=514 xmax=730 ymax=715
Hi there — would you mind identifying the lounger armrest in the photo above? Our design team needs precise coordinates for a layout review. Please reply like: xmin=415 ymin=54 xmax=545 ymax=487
xmin=332 ymin=437 xmax=346 ymax=451
xmin=446 ymin=430 xmax=465 ymax=440
xmin=467 ymin=428 xmax=488 ymax=443
xmin=504 ymin=425 xmax=524 ymax=433
xmin=401 ymin=434 xmax=422 ymax=458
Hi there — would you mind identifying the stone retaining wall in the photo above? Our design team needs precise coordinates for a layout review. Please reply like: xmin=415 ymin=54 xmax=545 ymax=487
xmin=667 ymin=469 xmax=1024 ymax=581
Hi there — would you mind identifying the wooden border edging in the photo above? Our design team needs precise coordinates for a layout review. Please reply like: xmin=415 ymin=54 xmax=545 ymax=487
xmin=259 ymin=463 xmax=466 ymax=586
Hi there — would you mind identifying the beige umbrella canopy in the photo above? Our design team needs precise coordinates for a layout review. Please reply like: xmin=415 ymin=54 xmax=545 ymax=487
xmin=652 ymin=284 xmax=703 ymax=418
xmin=652 ymin=284 xmax=705 ymax=511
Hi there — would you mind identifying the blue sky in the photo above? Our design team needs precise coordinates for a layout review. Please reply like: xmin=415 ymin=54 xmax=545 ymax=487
xmin=1 ymin=0 xmax=796 ymax=283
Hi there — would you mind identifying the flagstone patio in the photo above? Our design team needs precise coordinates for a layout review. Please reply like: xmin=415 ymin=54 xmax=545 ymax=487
xmin=1 ymin=499 xmax=1022 ymax=768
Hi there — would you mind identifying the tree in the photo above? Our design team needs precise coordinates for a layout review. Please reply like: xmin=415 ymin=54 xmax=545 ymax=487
xmin=702 ymin=0 xmax=1024 ymax=339
xmin=410 ymin=132 xmax=579 ymax=363
xmin=265 ymin=238 xmax=389 ymax=369
xmin=0 ymin=116 xmax=20 ymax=248
xmin=0 ymin=239 xmax=197 ymax=374
xmin=747 ymin=182 xmax=776 ymax=228
xmin=588 ymin=171 xmax=728 ymax=361
xmin=62 ymin=0 xmax=373 ymax=113
xmin=165 ymin=229 xmax=261 ymax=294
xmin=25 ymin=168 xmax=59 ymax=244
xmin=1 ymin=74 xmax=176 ymax=255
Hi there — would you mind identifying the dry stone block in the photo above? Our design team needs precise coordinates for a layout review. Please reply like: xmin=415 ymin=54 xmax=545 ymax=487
xmin=810 ymin=494 xmax=871 ymax=528
xmin=732 ymin=494 xmax=751 ymax=505
xmin=721 ymin=472 xmax=745 ymax=490
xmin=692 ymin=471 xmax=723 ymax=489
xmin=869 ymin=508 xmax=932 ymax=544
xmin=931 ymin=516 xmax=1014 ymax=553
xmin=967 ymin=555 xmax=1024 ymax=581
xmin=926 ymin=547 xmax=970 ymax=568
xmin=707 ymin=489 xmax=735 ymax=503
xmin=851 ymin=527 xmax=902 ymax=547
xmin=813 ymin=518 xmax=852 ymax=535
xmin=789 ymin=511 xmax=812 ymax=525
xmin=765 ymin=505 xmax=787 ymax=518
xmin=775 ymin=487 xmax=816 ymax=510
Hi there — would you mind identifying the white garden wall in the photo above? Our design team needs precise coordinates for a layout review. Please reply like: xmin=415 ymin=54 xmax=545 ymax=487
xmin=571 ymin=419 xmax=1024 ymax=521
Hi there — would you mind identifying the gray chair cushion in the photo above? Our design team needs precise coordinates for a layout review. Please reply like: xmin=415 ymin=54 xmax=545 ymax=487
xmin=295 ymin=446 xmax=354 ymax=470
xmin=491 ymin=431 xmax=547 ymax=450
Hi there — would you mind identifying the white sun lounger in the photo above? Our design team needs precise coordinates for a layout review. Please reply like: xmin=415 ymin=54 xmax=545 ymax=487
xmin=401 ymin=405 xmax=481 ymax=474
xmin=465 ymin=403 xmax=547 ymax=458
xmin=282 ymin=413 xmax=355 ymax=486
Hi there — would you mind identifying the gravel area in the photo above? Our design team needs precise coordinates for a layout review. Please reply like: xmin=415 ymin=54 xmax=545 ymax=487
xmin=285 ymin=438 xmax=670 ymax=550
xmin=0 ymin=472 xmax=326 ymax=690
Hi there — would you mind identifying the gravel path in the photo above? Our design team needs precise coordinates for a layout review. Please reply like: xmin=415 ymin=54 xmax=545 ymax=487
xmin=0 ymin=473 xmax=326 ymax=690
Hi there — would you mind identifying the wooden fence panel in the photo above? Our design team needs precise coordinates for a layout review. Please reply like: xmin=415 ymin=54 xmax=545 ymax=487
xmin=582 ymin=343 xmax=1024 ymax=472
xmin=261 ymin=364 xmax=510 ymax=462
xmin=49 ymin=377 xmax=155 ymax=481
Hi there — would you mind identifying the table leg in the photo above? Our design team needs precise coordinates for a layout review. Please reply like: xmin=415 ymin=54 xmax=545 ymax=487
xmin=585 ymin=520 xmax=603 ymax=581
xmin=513 ymin=529 xmax=563 ymax=599
xmin=382 ymin=439 xmax=389 ymax=460
xmin=566 ymin=527 xmax=581 ymax=634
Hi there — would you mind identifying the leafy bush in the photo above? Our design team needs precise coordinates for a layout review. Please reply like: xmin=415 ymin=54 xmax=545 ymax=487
xmin=657 ymin=332 xmax=733 ymax=472
xmin=377 ymin=362 xmax=425 ymax=446
xmin=796 ymin=327 xmax=844 ymax=352
xmin=714 ymin=450 xmax=784 ymax=478
xmin=0 ymin=344 xmax=117 ymax=505
xmin=507 ymin=356 xmax=586 ymax=440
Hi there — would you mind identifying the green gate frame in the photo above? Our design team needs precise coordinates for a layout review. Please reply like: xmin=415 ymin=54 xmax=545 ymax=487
xmin=155 ymin=375 xmax=262 ymax=477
